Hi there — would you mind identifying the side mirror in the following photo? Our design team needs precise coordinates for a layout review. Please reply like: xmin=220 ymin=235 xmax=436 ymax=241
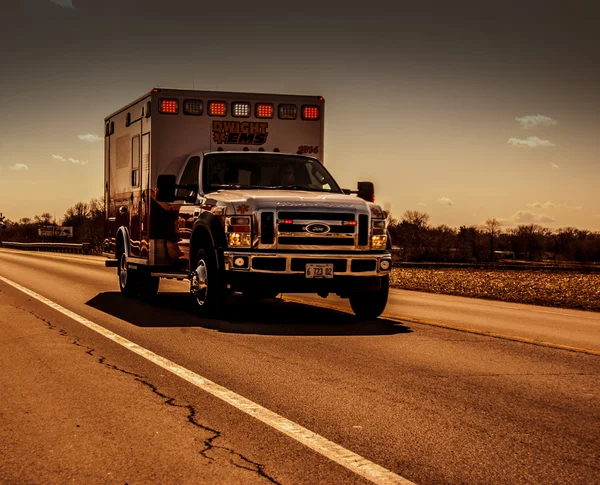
xmin=156 ymin=174 xmax=177 ymax=202
xmin=357 ymin=181 xmax=375 ymax=202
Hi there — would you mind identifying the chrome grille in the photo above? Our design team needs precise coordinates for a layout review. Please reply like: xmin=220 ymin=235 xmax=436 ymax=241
xmin=275 ymin=211 xmax=358 ymax=249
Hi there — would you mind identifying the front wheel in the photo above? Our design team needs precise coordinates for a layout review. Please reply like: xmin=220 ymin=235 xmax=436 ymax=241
xmin=190 ymin=246 xmax=226 ymax=315
xmin=349 ymin=276 xmax=389 ymax=320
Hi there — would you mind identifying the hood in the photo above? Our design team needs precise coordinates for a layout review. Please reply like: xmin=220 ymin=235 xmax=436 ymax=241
xmin=206 ymin=189 xmax=372 ymax=214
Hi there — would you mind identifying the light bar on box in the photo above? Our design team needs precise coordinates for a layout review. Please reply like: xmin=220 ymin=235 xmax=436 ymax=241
xmin=278 ymin=104 xmax=297 ymax=119
xmin=232 ymin=102 xmax=250 ymax=117
xmin=183 ymin=99 xmax=203 ymax=115
xmin=208 ymin=101 xmax=227 ymax=116
xmin=302 ymin=105 xmax=320 ymax=120
xmin=255 ymin=103 xmax=274 ymax=118
xmin=159 ymin=99 xmax=179 ymax=114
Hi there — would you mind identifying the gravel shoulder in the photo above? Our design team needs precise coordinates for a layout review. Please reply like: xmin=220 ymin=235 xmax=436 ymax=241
xmin=390 ymin=267 xmax=600 ymax=312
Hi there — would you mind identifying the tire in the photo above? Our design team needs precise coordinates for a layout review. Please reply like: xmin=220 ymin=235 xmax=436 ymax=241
xmin=190 ymin=245 xmax=226 ymax=315
xmin=118 ymin=252 xmax=139 ymax=296
xmin=139 ymin=274 xmax=160 ymax=299
xmin=349 ymin=276 xmax=389 ymax=320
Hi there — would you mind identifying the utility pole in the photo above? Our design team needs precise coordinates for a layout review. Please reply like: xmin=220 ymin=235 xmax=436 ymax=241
xmin=0 ymin=213 xmax=6 ymax=230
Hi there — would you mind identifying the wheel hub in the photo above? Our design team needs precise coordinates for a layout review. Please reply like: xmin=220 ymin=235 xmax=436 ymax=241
xmin=191 ymin=260 xmax=208 ymax=305
xmin=119 ymin=253 xmax=128 ymax=288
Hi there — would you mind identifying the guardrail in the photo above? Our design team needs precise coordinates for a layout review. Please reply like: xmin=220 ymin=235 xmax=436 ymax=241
xmin=0 ymin=241 xmax=91 ymax=254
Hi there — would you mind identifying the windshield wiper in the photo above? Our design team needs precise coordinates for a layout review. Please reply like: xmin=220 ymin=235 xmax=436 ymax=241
xmin=271 ymin=185 xmax=331 ymax=192
xmin=209 ymin=184 xmax=272 ymax=190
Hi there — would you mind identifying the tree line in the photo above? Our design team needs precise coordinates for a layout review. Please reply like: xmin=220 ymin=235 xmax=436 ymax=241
xmin=388 ymin=210 xmax=600 ymax=263
xmin=0 ymin=198 xmax=105 ymax=254
xmin=2 ymin=202 xmax=599 ymax=263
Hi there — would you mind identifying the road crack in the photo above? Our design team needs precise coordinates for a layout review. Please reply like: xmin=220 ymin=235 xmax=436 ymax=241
xmin=19 ymin=305 xmax=281 ymax=484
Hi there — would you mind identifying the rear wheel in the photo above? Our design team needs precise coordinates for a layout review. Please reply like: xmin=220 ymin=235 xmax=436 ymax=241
xmin=349 ymin=276 xmax=389 ymax=320
xmin=190 ymin=246 xmax=226 ymax=315
xmin=118 ymin=252 xmax=139 ymax=296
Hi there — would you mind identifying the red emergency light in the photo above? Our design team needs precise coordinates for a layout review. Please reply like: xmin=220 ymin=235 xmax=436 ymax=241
xmin=279 ymin=219 xmax=293 ymax=225
xmin=159 ymin=99 xmax=179 ymax=114
xmin=255 ymin=103 xmax=274 ymax=118
xmin=208 ymin=101 xmax=227 ymax=116
xmin=302 ymin=105 xmax=320 ymax=120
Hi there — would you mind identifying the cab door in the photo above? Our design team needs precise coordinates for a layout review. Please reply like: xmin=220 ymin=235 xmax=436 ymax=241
xmin=176 ymin=156 xmax=201 ymax=264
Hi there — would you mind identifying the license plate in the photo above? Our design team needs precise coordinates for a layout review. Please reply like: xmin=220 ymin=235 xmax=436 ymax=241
xmin=305 ymin=263 xmax=334 ymax=279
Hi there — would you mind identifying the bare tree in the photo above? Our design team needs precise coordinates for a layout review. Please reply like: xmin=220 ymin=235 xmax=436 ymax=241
xmin=402 ymin=210 xmax=430 ymax=229
xmin=483 ymin=218 xmax=502 ymax=261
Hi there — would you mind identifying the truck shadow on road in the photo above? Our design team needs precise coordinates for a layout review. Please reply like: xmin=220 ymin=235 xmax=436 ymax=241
xmin=86 ymin=292 xmax=412 ymax=337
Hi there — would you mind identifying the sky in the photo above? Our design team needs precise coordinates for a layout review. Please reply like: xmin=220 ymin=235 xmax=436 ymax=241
xmin=0 ymin=0 xmax=599 ymax=230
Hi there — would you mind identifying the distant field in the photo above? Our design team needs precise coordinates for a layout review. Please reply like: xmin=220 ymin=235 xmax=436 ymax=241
xmin=390 ymin=267 xmax=600 ymax=312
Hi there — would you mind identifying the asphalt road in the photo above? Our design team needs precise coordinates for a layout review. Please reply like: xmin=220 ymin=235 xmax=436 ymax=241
xmin=1 ymin=248 xmax=599 ymax=485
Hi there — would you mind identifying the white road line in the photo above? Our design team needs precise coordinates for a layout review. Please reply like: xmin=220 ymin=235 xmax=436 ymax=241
xmin=0 ymin=275 xmax=416 ymax=485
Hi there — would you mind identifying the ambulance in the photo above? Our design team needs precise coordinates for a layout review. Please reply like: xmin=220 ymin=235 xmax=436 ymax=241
xmin=103 ymin=88 xmax=391 ymax=318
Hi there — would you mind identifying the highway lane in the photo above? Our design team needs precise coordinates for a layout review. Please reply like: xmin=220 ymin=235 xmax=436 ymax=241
xmin=1 ymin=249 xmax=599 ymax=484
xmin=288 ymin=290 xmax=600 ymax=354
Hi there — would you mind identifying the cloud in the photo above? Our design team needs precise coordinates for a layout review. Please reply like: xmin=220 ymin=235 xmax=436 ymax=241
xmin=53 ymin=154 xmax=88 ymax=165
xmin=550 ymin=163 xmax=559 ymax=170
xmin=515 ymin=114 xmax=559 ymax=129
xmin=9 ymin=164 xmax=29 ymax=171
xmin=527 ymin=201 xmax=560 ymax=209
xmin=50 ymin=0 xmax=74 ymax=8
xmin=511 ymin=210 xmax=555 ymax=224
xmin=416 ymin=202 xmax=427 ymax=206
xmin=527 ymin=202 xmax=583 ymax=211
xmin=78 ymin=133 xmax=102 ymax=143
xmin=438 ymin=197 xmax=454 ymax=206
xmin=507 ymin=136 xmax=555 ymax=148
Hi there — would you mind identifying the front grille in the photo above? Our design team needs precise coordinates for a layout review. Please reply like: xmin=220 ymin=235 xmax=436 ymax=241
xmin=291 ymin=259 xmax=347 ymax=272
xmin=278 ymin=224 xmax=355 ymax=234
xmin=278 ymin=211 xmax=355 ymax=221
xmin=252 ymin=257 xmax=286 ymax=271
xmin=278 ymin=237 xmax=355 ymax=246
xmin=351 ymin=259 xmax=377 ymax=272
xmin=260 ymin=212 xmax=275 ymax=244
xmin=358 ymin=214 xmax=369 ymax=246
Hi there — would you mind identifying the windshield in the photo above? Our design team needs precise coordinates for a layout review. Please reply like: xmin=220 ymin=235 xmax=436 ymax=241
xmin=202 ymin=154 xmax=343 ymax=194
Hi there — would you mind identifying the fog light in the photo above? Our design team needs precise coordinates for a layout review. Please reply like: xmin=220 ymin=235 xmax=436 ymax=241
xmin=371 ymin=235 xmax=387 ymax=249
xmin=380 ymin=259 xmax=391 ymax=271
xmin=234 ymin=257 xmax=246 ymax=267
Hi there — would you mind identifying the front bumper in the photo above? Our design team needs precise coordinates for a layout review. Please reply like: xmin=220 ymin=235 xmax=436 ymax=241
xmin=223 ymin=251 xmax=392 ymax=276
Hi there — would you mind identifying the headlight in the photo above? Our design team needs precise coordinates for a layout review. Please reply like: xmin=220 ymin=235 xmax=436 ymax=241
xmin=226 ymin=216 xmax=252 ymax=248
xmin=371 ymin=219 xmax=387 ymax=249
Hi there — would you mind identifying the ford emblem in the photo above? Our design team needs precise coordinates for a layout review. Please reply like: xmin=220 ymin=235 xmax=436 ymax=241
xmin=305 ymin=223 xmax=331 ymax=234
